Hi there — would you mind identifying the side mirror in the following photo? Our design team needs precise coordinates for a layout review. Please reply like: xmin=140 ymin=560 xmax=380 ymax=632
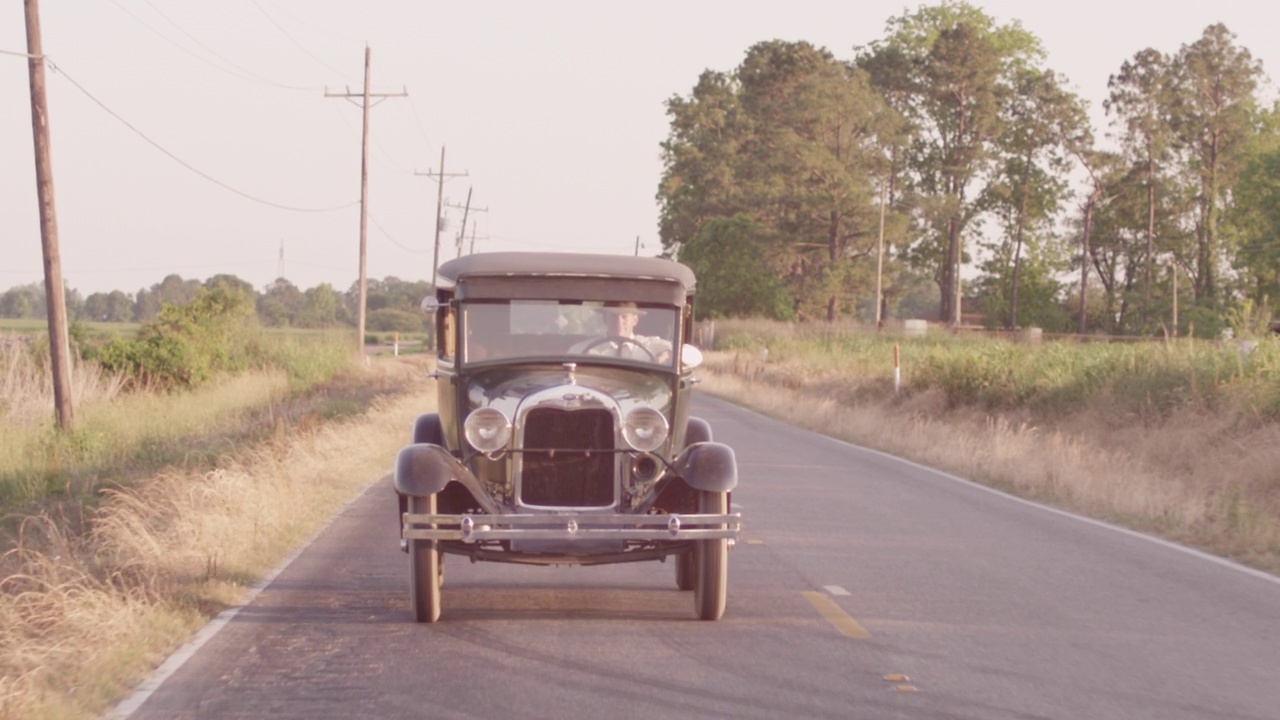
xmin=421 ymin=296 xmax=443 ymax=312
xmin=681 ymin=344 xmax=703 ymax=369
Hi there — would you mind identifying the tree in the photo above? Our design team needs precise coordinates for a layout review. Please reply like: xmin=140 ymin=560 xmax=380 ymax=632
xmin=205 ymin=274 xmax=256 ymax=303
xmin=1168 ymin=24 xmax=1264 ymax=305
xmin=1229 ymin=104 xmax=1280 ymax=305
xmin=133 ymin=287 xmax=160 ymax=322
xmin=678 ymin=215 xmax=794 ymax=320
xmin=105 ymin=290 xmax=134 ymax=323
xmin=983 ymin=68 xmax=1085 ymax=328
xmin=1069 ymin=148 xmax=1126 ymax=333
xmin=1 ymin=286 xmax=38 ymax=318
xmin=298 ymin=283 xmax=339 ymax=328
xmin=258 ymin=278 xmax=305 ymax=327
xmin=658 ymin=69 xmax=744 ymax=258
xmin=658 ymin=40 xmax=900 ymax=322
xmin=84 ymin=292 xmax=110 ymax=322
xmin=1106 ymin=47 xmax=1175 ymax=326
xmin=366 ymin=307 xmax=425 ymax=333
xmin=858 ymin=2 xmax=1046 ymax=324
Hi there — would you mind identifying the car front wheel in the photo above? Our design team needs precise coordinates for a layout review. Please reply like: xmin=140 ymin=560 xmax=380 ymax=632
xmin=409 ymin=494 xmax=441 ymax=623
xmin=675 ymin=550 xmax=695 ymax=591
xmin=694 ymin=490 xmax=728 ymax=620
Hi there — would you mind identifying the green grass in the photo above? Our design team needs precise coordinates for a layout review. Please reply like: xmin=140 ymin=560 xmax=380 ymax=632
xmin=0 ymin=329 xmax=359 ymax=512
xmin=0 ymin=370 xmax=290 ymax=510
xmin=1 ymin=318 xmax=142 ymax=337
xmin=711 ymin=318 xmax=1280 ymax=423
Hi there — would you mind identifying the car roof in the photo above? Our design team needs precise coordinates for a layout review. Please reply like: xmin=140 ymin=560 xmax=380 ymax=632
xmin=437 ymin=252 xmax=696 ymax=292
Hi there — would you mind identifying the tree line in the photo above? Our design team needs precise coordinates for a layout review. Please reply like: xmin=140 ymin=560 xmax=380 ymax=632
xmin=659 ymin=1 xmax=1278 ymax=337
xmin=0 ymin=273 xmax=432 ymax=333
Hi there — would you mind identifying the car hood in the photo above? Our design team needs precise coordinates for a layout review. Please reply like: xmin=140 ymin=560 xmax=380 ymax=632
xmin=465 ymin=364 xmax=673 ymax=416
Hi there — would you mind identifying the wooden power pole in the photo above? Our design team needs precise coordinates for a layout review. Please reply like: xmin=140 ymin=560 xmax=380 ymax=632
xmin=25 ymin=0 xmax=73 ymax=429
xmin=416 ymin=150 xmax=467 ymax=351
xmin=416 ymin=148 xmax=467 ymax=288
xmin=445 ymin=187 xmax=486 ymax=259
xmin=325 ymin=46 xmax=405 ymax=355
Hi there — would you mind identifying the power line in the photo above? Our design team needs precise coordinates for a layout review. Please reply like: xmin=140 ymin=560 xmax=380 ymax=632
xmin=368 ymin=212 xmax=430 ymax=253
xmin=144 ymin=0 xmax=319 ymax=91
xmin=254 ymin=0 xmax=360 ymax=44
xmin=105 ymin=0 xmax=319 ymax=91
xmin=405 ymin=95 xmax=435 ymax=147
xmin=251 ymin=0 xmax=356 ymax=81
xmin=47 ymin=60 xmax=359 ymax=213
xmin=1 ymin=49 xmax=40 ymax=58
xmin=329 ymin=102 xmax=414 ymax=175
xmin=58 ymin=260 xmax=273 ymax=274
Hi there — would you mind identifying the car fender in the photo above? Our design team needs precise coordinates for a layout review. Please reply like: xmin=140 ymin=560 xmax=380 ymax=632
xmin=394 ymin=443 xmax=465 ymax=497
xmin=671 ymin=441 xmax=737 ymax=493
xmin=412 ymin=413 xmax=444 ymax=445
xmin=685 ymin=416 xmax=712 ymax=445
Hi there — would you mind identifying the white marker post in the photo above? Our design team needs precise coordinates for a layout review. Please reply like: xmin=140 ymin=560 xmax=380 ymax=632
xmin=893 ymin=343 xmax=900 ymax=394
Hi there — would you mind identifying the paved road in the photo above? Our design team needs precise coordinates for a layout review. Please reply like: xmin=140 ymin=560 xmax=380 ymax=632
xmin=116 ymin=394 xmax=1280 ymax=719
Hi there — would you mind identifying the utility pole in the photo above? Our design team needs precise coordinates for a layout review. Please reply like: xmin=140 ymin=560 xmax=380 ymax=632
xmin=874 ymin=176 xmax=887 ymax=329
xmin=634 ymin=236 xmax=642 ymax=256
xmin=325 ymin=46 xmax=406 ymax=355
xmin=468 ymin=223 xmax=487 ymax=255
xmin=416 ymin=148 xmax=467 ymax=287
xmin=445 ymin=187 xmax=486 ymax=259
xmin=25 ymin=0 xmax=73 ymax=430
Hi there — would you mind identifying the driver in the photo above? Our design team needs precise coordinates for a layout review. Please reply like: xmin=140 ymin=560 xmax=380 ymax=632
xmin=572 ymin=302 xmax=672 ymax=363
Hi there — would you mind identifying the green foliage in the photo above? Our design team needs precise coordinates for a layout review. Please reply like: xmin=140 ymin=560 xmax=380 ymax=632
xmin=680 ymin=215 xmax=794 ymax=320
xmin=256 ymin=330 xmax=354 ymax=391
xmin=366 ymin=308 xmax=426 ymax=333
xmin=715 ymin=317 xmax=1280 ymax=421
xmin=91 ymin=287 xmax=257 ymax=390
xmin=660 ymin=39 xmax=901 ymax=322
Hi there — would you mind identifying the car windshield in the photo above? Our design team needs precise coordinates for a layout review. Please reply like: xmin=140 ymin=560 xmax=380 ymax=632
xmin=462 ymin=300 xmax=679 ymax=368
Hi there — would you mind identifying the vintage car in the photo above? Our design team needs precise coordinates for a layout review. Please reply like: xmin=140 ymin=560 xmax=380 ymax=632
xmin=394 ymin=252 xmax=740 ymax=622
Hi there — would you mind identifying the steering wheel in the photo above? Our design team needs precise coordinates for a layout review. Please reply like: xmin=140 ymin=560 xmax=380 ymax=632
xmin=578 ymin=336 xmax=656 ymax=361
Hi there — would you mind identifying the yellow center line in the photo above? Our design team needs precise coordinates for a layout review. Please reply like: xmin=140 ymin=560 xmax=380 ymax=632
xmin=802 ymin=591 xmax=871 ymax=639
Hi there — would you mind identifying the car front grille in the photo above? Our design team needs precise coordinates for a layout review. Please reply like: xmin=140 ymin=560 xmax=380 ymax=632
xmin=519 ymin=407 xmax=615 ymax=507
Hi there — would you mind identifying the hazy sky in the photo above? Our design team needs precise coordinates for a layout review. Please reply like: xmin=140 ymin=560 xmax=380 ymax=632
xmin=2 ymin=1 xmax=1276 ymax=296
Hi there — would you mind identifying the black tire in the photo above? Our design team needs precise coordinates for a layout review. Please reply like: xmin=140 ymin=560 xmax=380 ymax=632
xmin=412 ymin=413 xmax=443 ymax=445
xmin=409 ymin=494 xmax=441 ymax=623
xmin=401 ymin=414 xmax=444 ymax=553
xmin=675 ymin=550 xmax=696 ymax=591
xmin=694 ymin=490 xmax=728 ymax=620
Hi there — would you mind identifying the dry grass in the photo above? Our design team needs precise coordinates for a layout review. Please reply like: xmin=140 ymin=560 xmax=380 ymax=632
xmin=700 ymin=351 xmax=1280 ymax=576
xmin=1 ymin=370 xmax=292 ymax=510
xmin=0 ymin=357 xmax=431 ymax=720
xmin=1 ymin=340 xmax=127 ymax=427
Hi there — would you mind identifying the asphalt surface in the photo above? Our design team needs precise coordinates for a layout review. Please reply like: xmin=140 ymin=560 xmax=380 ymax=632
xmin=115 ymin=394 xmax=1280 ymax=720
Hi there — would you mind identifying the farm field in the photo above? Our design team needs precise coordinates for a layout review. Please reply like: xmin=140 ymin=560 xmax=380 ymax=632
xmin=699 ymin=318 xmax=1280 ymax=576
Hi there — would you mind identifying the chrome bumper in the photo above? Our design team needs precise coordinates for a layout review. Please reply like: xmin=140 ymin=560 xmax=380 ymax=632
xmin=402 ymin=511 xmax=741 ymax=543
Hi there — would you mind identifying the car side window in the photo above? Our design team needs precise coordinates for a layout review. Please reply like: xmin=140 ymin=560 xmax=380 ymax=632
xmin=438 ymin=300 xmax=456 ymax=362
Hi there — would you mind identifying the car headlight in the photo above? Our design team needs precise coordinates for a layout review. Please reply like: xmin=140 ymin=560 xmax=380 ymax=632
xmin=464 ymin=407 xmax=511 ymax=453
xmin=622 ymin=407 xmax=669 ymax=452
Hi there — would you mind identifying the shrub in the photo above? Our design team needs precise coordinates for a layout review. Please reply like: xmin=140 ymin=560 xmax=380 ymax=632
xmin=366 ymin=308 xmax=425 ymax=333
xmin=90 ymin=288 xmax=256 ymax=390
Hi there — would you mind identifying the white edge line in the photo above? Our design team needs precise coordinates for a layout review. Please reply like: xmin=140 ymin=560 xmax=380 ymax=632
xmin=824 ymin=585 xmax=851 ymax=596
xmin=709 ymin=396 xmax=1280 ymax=589
xmin=108 ymin=477 xmax=387 ymax=718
